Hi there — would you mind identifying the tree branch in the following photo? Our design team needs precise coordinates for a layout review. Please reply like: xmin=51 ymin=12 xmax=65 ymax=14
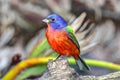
xmin=39 ymin=56 xmax=120 ymax=80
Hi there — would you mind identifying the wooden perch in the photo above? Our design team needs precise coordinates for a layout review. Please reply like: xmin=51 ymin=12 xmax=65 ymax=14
xmin=39 ymin=56 xmax=120 ymax=80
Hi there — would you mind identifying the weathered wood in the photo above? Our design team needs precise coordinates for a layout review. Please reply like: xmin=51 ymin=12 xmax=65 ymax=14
xmin=39 ymin=56 xmax=120 ymax=80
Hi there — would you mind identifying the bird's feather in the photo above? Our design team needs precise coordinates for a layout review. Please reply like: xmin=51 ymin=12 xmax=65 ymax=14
xmin=43 ymin=14 xmax=90 ymax=71
xmin=65 ymin=26 xmax=80 ymax=50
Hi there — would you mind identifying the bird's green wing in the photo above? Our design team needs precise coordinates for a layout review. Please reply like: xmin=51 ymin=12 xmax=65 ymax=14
xmin=65 ymin=26 xmax=90 ymax=71
xmin=65 ymin=26 xmax=80 ymax=49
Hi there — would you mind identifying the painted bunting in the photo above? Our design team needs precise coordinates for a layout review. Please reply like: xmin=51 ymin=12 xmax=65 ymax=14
xmin=42 ymin=14 xmax=90 ymax=70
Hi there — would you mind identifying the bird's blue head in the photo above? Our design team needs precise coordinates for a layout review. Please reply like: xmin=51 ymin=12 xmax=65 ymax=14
xmin=42 ymin=14 xmax=68 ymax=30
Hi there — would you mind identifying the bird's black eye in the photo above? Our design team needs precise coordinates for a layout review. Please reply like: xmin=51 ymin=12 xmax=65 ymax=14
xmin=51 ymin=18 xmax=55 ymax=22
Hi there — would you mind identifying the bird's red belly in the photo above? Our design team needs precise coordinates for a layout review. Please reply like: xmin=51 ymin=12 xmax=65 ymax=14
xmin=46 ymin=29 xmax=79 ymax=57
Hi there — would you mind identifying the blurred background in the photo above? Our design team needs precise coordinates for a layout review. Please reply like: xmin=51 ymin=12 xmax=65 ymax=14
xmin=0 ymin=0 xmax=120 ymax=80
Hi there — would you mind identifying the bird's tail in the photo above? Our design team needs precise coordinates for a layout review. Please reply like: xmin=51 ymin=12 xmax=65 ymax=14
xmin=76 ymin=55 xmax=90 ymax=71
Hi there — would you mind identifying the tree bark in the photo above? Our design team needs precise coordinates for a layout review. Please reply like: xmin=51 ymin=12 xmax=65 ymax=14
xmin=39 ymin=56 xmax=120 ymax=80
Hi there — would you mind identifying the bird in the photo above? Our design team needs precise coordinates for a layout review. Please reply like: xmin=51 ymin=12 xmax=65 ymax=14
xmin=42 ymin=14 xmax=90 ymax=71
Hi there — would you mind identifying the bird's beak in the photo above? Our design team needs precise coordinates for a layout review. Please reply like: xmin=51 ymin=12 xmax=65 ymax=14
xmin=42 ymin=19 xmax=50 ymax=23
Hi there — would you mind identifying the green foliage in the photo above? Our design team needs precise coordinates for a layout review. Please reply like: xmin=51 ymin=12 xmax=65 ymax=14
xmin=29 ymin=39 xmax=50 ymax=58
xmin=16 ymin=64 xmax=47 ymax=80
xmin=23 ymin=38 xmax=59 ymax=79
xmin=3 ymin=37 xmax=120 ymax=80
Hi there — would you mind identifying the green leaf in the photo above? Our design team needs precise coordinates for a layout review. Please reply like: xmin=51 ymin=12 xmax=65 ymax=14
xmin=16 ymin=64 xmax=47 ymax=80
xmin=29 ymin=38 xmax=50 ymax=58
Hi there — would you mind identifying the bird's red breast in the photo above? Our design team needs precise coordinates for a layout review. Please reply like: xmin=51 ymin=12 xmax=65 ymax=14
xmin=46 ymin=24 xmax=80 ymax=59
